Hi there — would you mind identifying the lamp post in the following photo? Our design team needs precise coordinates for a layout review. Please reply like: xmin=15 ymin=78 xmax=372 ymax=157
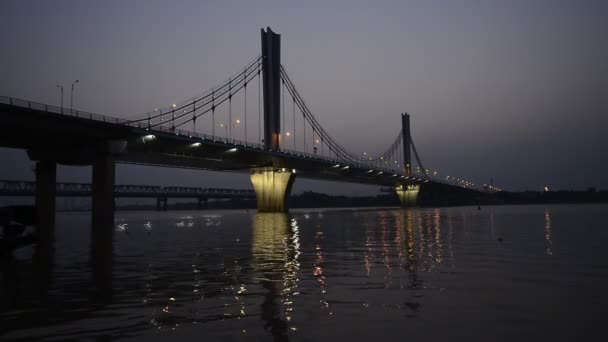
xmin=232 ymin=119 xmax=240 ymax=142
xmin=220 ymin=123 xmax=228 ymax=138
xmin=56 ymin=84 xmax=64 ymax=113
xmin=70 ymin=79 xmax=79 ymax=113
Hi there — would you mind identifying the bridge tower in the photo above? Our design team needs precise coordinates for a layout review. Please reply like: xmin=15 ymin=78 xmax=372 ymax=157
xmin=402 ymin=113 xmax=411 ymax=176
xmin=261 ymin=27 xmax=281 ymax=151
xmin=251 ymin=28 xmax=295 ymax=212
xmin=397 ymin=113 xmax=420 ymax=208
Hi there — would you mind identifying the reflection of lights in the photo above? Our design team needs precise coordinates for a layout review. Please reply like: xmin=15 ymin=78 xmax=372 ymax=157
xmin=252 ymin=213 xmax=300 ymax=332
xmin=545 ymin=209 xmax=553 ymax=255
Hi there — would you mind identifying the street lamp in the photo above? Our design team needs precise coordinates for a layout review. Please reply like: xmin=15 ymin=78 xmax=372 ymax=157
xmin=70 ymin=80 xmax=79 ymax=113
xmin=232 ymin=119 xmax=240 ymax=141
xmin=220 ymin=123 xmax=228 ymax=137
xmin=56 ymin=84 xmax=64 ymax=113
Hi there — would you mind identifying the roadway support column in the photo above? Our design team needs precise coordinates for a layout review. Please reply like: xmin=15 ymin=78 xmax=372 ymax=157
xmin=35 ymin=160 xmax=56 ymax=248
xmin=92 ymin=154 xmax=115 ymax=251
xmin=250 ymin=168 xmax=295 ymax=212
xmin=396 ymin=184 xmax=420 ymax=208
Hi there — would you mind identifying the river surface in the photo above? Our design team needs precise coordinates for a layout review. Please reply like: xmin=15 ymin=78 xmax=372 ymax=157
xmin=1 ymin=204 xmax=607 ymax=341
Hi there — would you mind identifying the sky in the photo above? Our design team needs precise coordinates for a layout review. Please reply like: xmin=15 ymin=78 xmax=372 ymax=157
xmin=0 ymin=0 xmax=606 ymax=194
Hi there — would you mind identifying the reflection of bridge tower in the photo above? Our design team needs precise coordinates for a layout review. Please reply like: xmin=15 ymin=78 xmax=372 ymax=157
xmin=251 ymin=213 xmax=300 ymax=339
xmin=251 ymin=28 xmax=294 ymax=212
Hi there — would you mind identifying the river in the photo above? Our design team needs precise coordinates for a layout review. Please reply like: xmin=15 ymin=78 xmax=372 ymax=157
xmin=1 ymin=204 xmax=606 ymax=341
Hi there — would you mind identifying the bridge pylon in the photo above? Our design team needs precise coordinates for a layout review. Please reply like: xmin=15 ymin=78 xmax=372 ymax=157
xmin=261 ymin=27 xmax=281 ymax=151
xmin=402 ymin=113 xmax=412 ymax=176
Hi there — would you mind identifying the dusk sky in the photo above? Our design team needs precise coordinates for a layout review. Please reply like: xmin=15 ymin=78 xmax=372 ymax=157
xmin=1 ymin=0 xmax=606 ymax=194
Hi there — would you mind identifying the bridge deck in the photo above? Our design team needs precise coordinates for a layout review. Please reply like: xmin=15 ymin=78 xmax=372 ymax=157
xmin=0 ymin=97 xmax=439 ymax=188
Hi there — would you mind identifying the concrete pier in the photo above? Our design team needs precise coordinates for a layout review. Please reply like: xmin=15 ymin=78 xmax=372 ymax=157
xmin=250 ymin=169 xmax=295 ymax=212
xmin=396 ymin=184 xmax=420 ymax=208
xmin=91 ymin=154 xmax=115 ymax=260
xmin=35 ymin=160 xmax=56 ymax=241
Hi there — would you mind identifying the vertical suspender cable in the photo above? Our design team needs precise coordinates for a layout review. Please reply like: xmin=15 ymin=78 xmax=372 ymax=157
xmin=212 ymin=89 xmax=215 ymax=137
xmin=228 ymin=79 xmax=232 ymax=140
xmin=293 ymin=96 xmax=296 ymax=150
xmin=282 ymin=80 xmax=285 ymax=138
xmin=244 ymin=76 xmax=247 ymax=144
xmin=258 ymin=70 xmax=261 ymax=144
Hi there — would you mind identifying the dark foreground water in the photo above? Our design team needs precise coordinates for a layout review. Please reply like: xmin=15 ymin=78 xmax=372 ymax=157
xmin=1 ymin=204 xmax=607 ymax=341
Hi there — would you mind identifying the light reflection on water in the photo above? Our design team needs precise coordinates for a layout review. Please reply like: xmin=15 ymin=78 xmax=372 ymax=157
xmin=1 ymin=205 xmax=608 ymax=341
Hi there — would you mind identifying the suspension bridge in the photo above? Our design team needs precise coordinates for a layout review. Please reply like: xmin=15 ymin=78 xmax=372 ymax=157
xmin=0 ymin=28 xmax=498 ymax=234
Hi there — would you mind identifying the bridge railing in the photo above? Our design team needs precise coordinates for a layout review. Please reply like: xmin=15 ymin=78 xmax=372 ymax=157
xmin=0 ymin=96 xmax=133 ymax=125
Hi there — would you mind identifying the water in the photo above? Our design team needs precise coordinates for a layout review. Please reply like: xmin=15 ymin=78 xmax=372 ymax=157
xmin=1 ymin=204 xmax=607 ymax=341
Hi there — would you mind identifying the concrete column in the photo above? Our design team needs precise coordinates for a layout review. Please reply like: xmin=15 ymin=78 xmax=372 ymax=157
xmin=250 ymin=169 xmax=295 ymax=212
xmin=33 ymin=160 xmax=56 ymax=303
xmin=35 ymin=160 xmax=56 ymax=243
xmin=396 ymin=184 xmax=420 ymax=208
xmin=91 ymin=154 xmax=115 ymax=254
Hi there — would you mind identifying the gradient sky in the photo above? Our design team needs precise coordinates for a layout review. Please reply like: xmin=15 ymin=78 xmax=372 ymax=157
xmin=1 ymin=0 xmax=606 ymax=194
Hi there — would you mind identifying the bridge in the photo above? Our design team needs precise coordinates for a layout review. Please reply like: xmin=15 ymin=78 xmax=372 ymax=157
xmin=0 ymin=180 xmax=255 ymax=210
xmin=0 ymin=28 xmax=497 ymax=237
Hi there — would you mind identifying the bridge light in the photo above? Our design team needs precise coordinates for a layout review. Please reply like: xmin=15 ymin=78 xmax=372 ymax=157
xmin=190 ymin=142 xmax=201 ymax=147
xmin=285 ymin=132 xmax=291 ymax=136
xmin=226 ymin=148 xmax=238 ymax=153
xmin=332 ymin=164 xmax=340 ymax=168
xmin=366 ymin=170 xmax=374 ymax=173
xmin=142 ymin=134 xmax=156 ymax=141
xmin=281 ymin=168 xmax=286 ymax=172
xmin=341 ymin=165 xmax=349 ymax=170
xmin=377 ymin=171 xmax=383 ymax=175
xmin=292 ymin=169 xmax=296 ymax=174
xmin=172 ymin=104 xmax=176 ymax=108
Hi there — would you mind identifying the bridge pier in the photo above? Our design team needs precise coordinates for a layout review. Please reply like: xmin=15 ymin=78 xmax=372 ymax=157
xmin=91 ymin=154 xmax=115 ymax=265
xmin=35 ymin=160 xmax=56 ymax=248
xmin=156 ymin=197 xmax=167 ymax=211
xmin=250 ymin=169 xmax=295 ymax=212
xmin=197 ymin=197 xmax=208 ymax=210
xmin=396 ymin=184 xmax=420 ymax=208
